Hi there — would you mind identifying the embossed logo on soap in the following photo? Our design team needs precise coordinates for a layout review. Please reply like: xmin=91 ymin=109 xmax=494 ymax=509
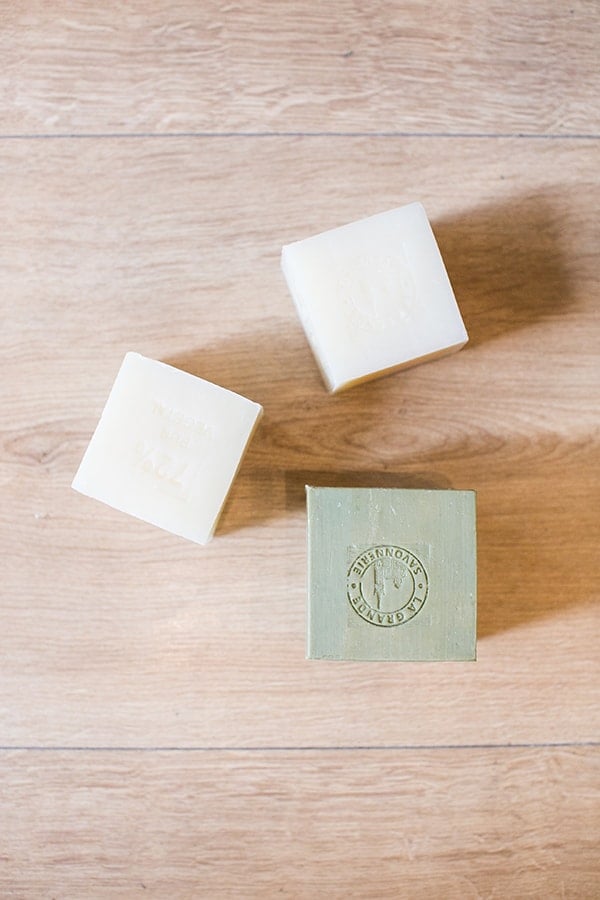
xmin=133 ymin=398 xmax=214 ymax=500
xmin=339 ymin=244 xmax=416 ymax=331
xmin=347 ymin=545 xmax=428 ymax=627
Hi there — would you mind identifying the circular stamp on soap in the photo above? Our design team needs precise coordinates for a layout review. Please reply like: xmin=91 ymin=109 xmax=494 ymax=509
xmin=339 ymin=245 xmax=416 ymax=332
xmin=347 ymin=545 xmax=428 ymax=627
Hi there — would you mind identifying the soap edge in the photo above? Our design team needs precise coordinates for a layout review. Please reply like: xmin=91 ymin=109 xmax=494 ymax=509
xmin=281 ymin=248 xmax=337 ymax=392
xmin=135 ymin=351 xmax=264 ymax=411
xmin=282 ymin=201 xmax=427 ymax=250
xmin=209 ymin=404 xmax=264 ymax=542
xmin=71 ymin=352 xmax=138 ymax=494
xmin=330 ymin=337 xmax=468 ymax=393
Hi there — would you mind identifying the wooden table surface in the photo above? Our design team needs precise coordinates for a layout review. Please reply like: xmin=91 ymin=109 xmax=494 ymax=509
xmin=1 ymin=3 xmax=599 ymax=897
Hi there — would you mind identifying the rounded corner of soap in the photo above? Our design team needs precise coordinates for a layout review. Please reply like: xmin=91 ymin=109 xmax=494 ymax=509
xmin=325 ymin=372 xmax=348 ymax=394
xmin=280 ymin=244 xmax=293 ymax=269
xmin=194 ymin=529 xmax=214 ymax=547
xmin=401 ymin=199 xmax=428 ymax=220
xmin=123 ymin=350 xmax=143 ymax=364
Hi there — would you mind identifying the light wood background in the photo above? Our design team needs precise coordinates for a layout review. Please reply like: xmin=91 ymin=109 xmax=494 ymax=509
xmin=1 ymin=2 xmax=599 ymax=898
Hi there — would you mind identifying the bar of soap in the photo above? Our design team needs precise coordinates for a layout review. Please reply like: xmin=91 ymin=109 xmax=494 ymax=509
xmin=72 ymin=352 xmax=262 ymax=545
xmin=281 ymin=202 xmax=467 ymax=392
xmin=307 ymin=487 xmax=476 ymax=661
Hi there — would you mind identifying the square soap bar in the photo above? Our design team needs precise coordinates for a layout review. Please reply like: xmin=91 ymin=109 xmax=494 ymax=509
xmin=72 ymin=352 xmax=262 ymax=544
xmin=307 ymin=487 xmax=476 ymax=661
xmin=281 ymin=202 xmax=467 ymax=392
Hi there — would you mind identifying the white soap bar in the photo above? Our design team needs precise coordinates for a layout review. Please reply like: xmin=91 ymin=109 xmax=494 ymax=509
xmin=281 ymin=202 xmax=468 ymax=392
xmin=72 ymin=352 xmax=262 ymax=545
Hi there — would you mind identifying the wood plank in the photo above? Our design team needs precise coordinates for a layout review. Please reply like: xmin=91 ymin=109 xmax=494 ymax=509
xmin=0 ymin=136 xmax=597 ymax=748
xmin=1 ymin=747 xmax=598 ymax=898
xmin=1 ymin=2 xmax=599 ymax=136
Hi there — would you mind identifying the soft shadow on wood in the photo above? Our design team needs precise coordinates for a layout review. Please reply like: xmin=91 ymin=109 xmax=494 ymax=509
xmin=164 ymin=325 xmax=321 ymax=416
xmin=164 ymin=327 xmax=319 ymax=536
xmin=434 ymin=191 xmax=573 ymax=347
xmin=165 ymin=218 xmax=591 ymax=640
xmin=216 ymin=469 xmax=453 ymax=539
xmin=165 ymin=330 xmax=452 ymax=537
xmin=216 ymin=434 xmax=597 ymax=642
xmin=475 ymin=448 xmax=599 ymax=639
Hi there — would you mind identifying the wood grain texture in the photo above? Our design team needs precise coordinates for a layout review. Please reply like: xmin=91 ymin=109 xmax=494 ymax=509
xmin=1 ymin=747 xmax=598 ymax=899
xmin=0 ymin=137 xmax=598 ymax=750
xmin=1 ymin=4 xmax=599 ymax=892
xmin=1 ymin=1 xmax=599 ymax=136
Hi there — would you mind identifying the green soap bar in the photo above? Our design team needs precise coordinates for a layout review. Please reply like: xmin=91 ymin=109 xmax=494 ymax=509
xmin=306 ymin=487 xmax=477 ymax=661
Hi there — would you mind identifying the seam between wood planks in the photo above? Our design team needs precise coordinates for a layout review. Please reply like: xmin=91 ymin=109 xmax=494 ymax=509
xmin=0 ymin=741 xmax=597 ymax=753
xmin=0 ymin=132 xmax=599 ymax=141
